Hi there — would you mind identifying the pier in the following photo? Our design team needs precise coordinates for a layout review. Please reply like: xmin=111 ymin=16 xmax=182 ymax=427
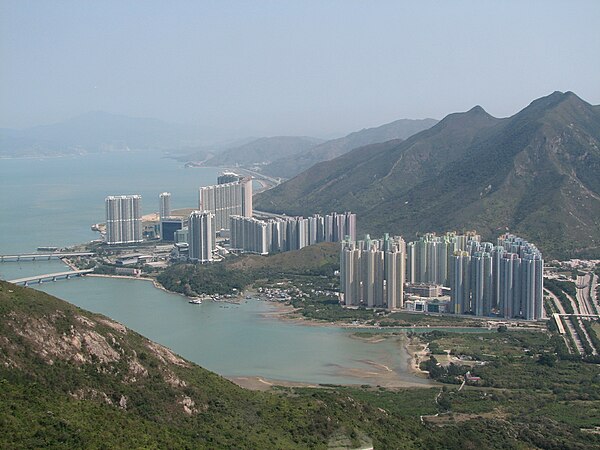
xmin=8 ymin=269 xmax=94 ymax=286
xmin=0 ymin=252 xmax=95 ymax=262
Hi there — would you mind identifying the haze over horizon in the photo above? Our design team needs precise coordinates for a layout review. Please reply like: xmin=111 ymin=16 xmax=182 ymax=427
xmin=1 ymin=1 xmax=599 ymax=140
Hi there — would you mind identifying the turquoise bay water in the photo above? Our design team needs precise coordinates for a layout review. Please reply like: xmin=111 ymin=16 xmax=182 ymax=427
xmin=0 ymin=259 xmax=70 ymax=282
xmin=37 ymin=277 xmax=419 ymax=385
xmin=0 ymin=153 xmax=424 ymax=385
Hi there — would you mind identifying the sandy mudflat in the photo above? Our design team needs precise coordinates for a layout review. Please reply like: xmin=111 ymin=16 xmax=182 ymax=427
xmin=227 ymin=371 xmax=433 ymax=391
xmin=227 ymin=376 xmax=320 ymax=391
xmin=227 ymin=333 xmax=435 ymax=391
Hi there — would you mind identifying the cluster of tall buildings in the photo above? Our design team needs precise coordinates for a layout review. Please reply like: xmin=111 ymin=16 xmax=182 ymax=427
xmin=339 ymin=231 xmax=544 ymax=321
xmin=105 ymin=195 xmax=143 ymax=245
xmin=406 ymin=231 xmax=481 ymax=286
xmin=102 ymin=178 xmax=545 ymax=321
xmin=199 ymin=173 xmax=252 ymax=231
xmin=450 ymin=234 xmax=544 ymax=320
xmin=104 ymin=175 xmax=355 ymax=265
xmin=230 ymin=212 xmax=356 ymax=255
xmin=104 ymin=172 xmax=252 ymax=256
xmin=340 ymin=234 xmax=405 ymax=311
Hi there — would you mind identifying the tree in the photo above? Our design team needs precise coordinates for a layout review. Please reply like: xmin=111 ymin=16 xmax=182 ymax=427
xmin=537 ymin=353 xmax=557 ymax=367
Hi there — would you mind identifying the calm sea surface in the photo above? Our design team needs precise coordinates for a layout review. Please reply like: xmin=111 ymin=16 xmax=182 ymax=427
xmin=0 ymin=152 xmax=422 ymax=385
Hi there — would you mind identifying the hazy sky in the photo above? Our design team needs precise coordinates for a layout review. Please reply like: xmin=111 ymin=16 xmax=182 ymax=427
xmin=1 ymin=1 xmax=599 ymax=138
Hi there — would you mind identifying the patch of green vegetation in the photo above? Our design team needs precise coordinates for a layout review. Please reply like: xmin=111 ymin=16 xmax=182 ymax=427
xmin=545 ymin=278 xmax=576 ymax=314
xmin=418 ymin=329 xmax=600 ymax=394
xmin=92 ymin=264 xmax=117 ymax=275
xmin=157 ymin=262 xmax=253 ymax=296
xmin=157 ymin=243 xmax=339 ymax=298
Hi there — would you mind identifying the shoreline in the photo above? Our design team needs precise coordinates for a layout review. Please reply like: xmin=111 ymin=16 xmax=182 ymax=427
xmin=255 ymin=298 xmax=497 ymax=332
xmin=78 ymin=277 xmax=435 ymax=387
xmin=41 ymin=268 xmax=436 ymax=389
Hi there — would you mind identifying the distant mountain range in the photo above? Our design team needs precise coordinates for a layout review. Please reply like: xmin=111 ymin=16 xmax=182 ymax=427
xmin=180 ymin=118 xmax=438 ymax=176
xmin=0 ymin=111 xmax=203 ymax=157
xmin=255 ymin=92 xmax=600 ymax=259
xmin=261 ymin=118 xmax=439 ymax=178
xmin=1 ymin=111 xmax=437 ymax=179
xmin=196 ymin=136 xmax=325 ymax=167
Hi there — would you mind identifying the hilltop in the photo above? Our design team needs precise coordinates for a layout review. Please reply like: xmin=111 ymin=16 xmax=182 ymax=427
xmin=255 ymin=92 xmax=600 ymax=259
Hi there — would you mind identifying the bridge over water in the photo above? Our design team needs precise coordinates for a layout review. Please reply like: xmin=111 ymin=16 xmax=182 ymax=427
xmin=0 ymin=252 xmax=95 ymax=262
xmin=8 ymin=269 xmax=94 ymax=286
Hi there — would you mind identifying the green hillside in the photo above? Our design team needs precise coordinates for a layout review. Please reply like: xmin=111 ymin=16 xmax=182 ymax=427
xmin=255 ymin=92 xmax=600 ymax=259
xmin=2 ymin=280 xmax=600 ymax=448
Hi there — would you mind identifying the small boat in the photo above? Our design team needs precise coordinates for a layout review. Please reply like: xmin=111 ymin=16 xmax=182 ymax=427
xmin=188 ymin=298 xmax=202 ymax=305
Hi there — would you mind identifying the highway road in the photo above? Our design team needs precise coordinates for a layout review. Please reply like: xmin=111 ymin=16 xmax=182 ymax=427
xmin=575 ymin=273 xmax=594 ymax=315
xmin=590 ymin=273 xmax=599 ymax=313
xmin=564 ymin=317 xmax=585 ymax=355
xmin=545 ymin=288 xmax=578 ymax=354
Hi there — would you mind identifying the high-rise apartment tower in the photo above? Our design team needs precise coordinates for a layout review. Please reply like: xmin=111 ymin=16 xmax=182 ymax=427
xmin=105 ymin=195 xmax=142 ymax=245
xmin=188 ymin=211 xmax=215 ymax=263
xmin=199 ymin=176 xmax=252 ymax=231
xmin=159 ymin=192 xmax=171 ymax=219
